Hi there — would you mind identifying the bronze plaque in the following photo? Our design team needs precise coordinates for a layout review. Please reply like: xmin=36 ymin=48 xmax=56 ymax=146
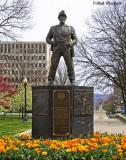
xmin=53 ymin=90 xmax=70 ymax=136
xmin=74 ymin=88 xmax=93 ymax=116
xmin=32 ymin=90 xmax=49 ymax=116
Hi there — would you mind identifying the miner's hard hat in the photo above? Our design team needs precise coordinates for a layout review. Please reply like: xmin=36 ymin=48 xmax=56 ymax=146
xmin=58 ymin=10 xmax=67 ymax=18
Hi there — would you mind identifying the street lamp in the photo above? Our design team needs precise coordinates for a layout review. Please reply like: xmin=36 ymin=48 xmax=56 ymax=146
xmin=23 ymin=76 xmax=28 ymax=121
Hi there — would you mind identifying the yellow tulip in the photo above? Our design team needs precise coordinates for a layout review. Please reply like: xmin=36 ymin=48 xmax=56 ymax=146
xmin=42 ymin=151 xmax=48 ymax=156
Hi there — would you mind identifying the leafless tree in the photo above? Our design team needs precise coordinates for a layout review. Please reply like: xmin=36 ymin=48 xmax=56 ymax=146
xmin=75 ymin=0 xmax=126 ymax=104
xmin=0 ymin=0 xmax=32 ymax=40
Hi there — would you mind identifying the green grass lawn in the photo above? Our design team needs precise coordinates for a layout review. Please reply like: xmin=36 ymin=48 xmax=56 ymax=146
xmin=0 ymin=116 xmax=32 ymax=137
xmin=118 ymin=113 xmax=126 ymax=119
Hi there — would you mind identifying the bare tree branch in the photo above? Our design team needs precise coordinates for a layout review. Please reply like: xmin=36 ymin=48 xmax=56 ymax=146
xmin=75 ymin=0 xmax=126 ymax=103
xmin=54 ymin=61 xmax=70 ymax=86
xmin=0 ymin=0 xmax=32 ymax=40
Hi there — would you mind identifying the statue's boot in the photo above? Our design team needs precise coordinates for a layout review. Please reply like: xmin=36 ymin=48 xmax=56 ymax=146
xmin=48 ymin=80 xmax=54 ymax=86
xmin=70 ymin=80 xmax=75 ymax=86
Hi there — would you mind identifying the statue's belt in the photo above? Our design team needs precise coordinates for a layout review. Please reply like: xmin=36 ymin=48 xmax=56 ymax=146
xmin=53 ymin=43 xmax=69 ymax=46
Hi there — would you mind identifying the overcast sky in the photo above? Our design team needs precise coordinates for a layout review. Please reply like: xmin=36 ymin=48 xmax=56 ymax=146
xmin=21 ymin=0 xmax=99 ymax=42
xmin=21 ymin=0 xmax=118 ymax=94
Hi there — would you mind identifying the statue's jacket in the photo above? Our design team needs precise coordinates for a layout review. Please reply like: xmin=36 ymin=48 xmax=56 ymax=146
xmin=46 ymin=24 xmax=77 ymax=57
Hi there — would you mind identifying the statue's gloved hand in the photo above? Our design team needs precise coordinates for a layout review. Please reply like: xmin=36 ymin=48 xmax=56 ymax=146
xmin=66 ymin=42 xmax=73 ymax=47
xmin=50 ymin=41 xmax=56 ymax=46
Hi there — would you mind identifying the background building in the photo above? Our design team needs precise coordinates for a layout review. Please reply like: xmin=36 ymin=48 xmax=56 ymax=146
xmin=0 ymin=41 xmax=51 ymax=86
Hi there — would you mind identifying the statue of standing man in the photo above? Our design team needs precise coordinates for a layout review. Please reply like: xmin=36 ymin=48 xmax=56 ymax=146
xmin=46 ymin=10 xmax=77 ymax=85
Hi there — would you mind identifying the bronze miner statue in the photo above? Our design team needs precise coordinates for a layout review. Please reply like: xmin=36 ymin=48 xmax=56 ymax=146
xmin=46 ymin=10 xmax=77 ymax=85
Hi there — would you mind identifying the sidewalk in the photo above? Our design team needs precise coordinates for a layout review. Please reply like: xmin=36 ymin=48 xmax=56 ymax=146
xmin=18 ymin=111 xmax=126 ymax=136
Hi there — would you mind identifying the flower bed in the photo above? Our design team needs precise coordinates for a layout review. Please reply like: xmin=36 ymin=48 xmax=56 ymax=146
xmin=0 ymin=132 xmax=126 ymax=159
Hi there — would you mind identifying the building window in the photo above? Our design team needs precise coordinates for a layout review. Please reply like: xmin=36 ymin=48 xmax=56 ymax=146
xmin=28 ymin=44 xmax=30 ymax=48
xmin=30 ymin=48 xmax=34 ymax=53
xmin=43 ymin=56 xmax=45 ymax=60
xmin=20 ymin=44 xmax=22 ymax=48
xmin=27 ymin=56 xmax=30 ymax=60
xmin=16 ymin=44 xmax=19 ymax=49
xmin=20 ymin=48 xmax=23 ymax=53
xmin=39 ymin=44 xmax=42 ymax=53
xmin=43 ymin=44 xmax=46 ymax=53
xmin=16 ymin=56 xmax=18 ymax=60
xmin=43 ymin=63 xmax=45 ymax=67
xmin=4 ymin=44 xmax=7 ymax=53
xmin=4 ymin=77 xmax=7 ymax=82
xmin=12 ymin=70 xmax=14 ymax=74
xmin=35 ymin=44 xmax=38 ymax=48
xmin=31 ymin=56 xmax=34 ymax=60
xmin=20 ymin=56 xmax=22 ymax=60
xmin=4 ymin=55 xmax=6 ymax=60
xmin=39 ymin=63 xmax=41 ymax=67
xmin=0 ymin=44 xmax=3 ymax=53
xmin=39 ymin=56 xmax=42 ymax=60
xmin=35 ymin=64 xmax=37 ymax=67
xmin=31 ymin=44 xmax=34 ymax=48
xmin=36 ymin=56 xmax=38 ymax=60
xmin=8 ymin=44 xmax=10 ymax=53
xmin=31 ymin=63 xmax=33 ymax=67
xmin=24 ymin=49 xmax=27 ymax=53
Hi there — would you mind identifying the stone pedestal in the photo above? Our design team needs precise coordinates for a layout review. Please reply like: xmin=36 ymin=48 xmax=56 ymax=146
xmin=32 ymin=86 xmax=93 ymax=138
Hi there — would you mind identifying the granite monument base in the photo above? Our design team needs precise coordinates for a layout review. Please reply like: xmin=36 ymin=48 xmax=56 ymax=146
xmin=32 ymin=86 xmax=93 ymax=138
